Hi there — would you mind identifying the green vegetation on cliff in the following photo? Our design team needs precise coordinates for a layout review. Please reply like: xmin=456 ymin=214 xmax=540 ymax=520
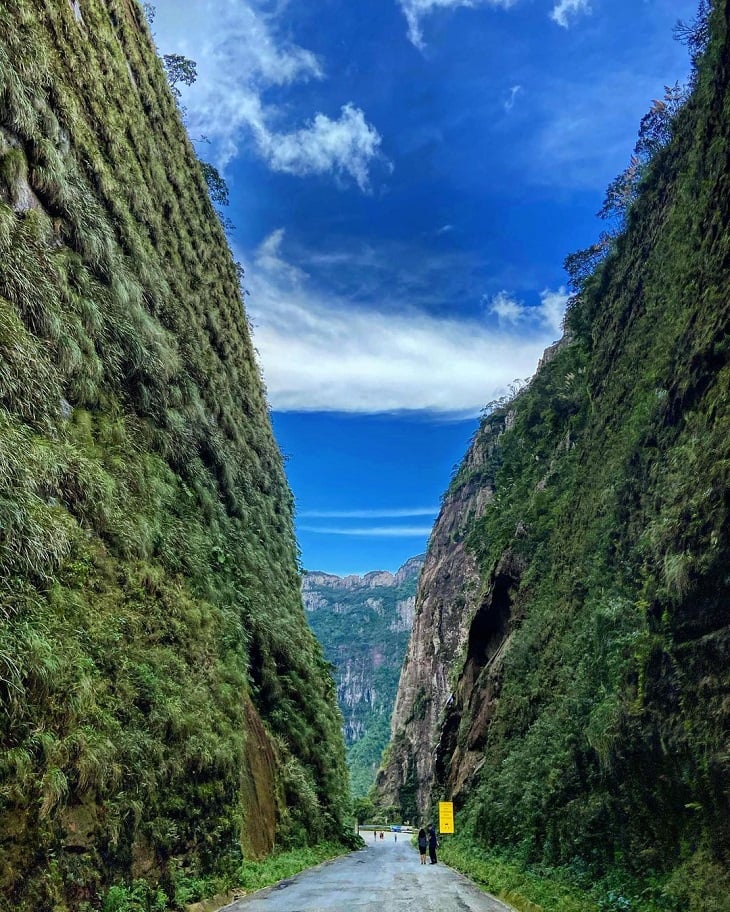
xmin=0 ymin=1 xmax=348 ymax=909
xmin=303 ymin=558 xmax=423 ymax=796
xmin=398 ymin=2 xmax=728 ymax=908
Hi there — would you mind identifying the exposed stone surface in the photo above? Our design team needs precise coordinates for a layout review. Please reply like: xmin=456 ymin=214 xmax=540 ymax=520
xmin=304 ymin=556 xmax=424 ymax=793
xmin=240 ymin=697 xmax=279 ymax=860
xmin=434 ymin=548 xmax=525 ymax=805
xmin=375 ymin=420 xmax=504 ymax=818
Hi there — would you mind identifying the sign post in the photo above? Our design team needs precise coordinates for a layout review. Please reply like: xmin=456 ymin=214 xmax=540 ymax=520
xmin=438 ymin=801 xmax=455 ymax=834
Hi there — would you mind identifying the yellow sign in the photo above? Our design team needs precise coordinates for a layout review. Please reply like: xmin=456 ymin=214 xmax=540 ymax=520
xmin=438 ymin=801 xmax=455 ymax=834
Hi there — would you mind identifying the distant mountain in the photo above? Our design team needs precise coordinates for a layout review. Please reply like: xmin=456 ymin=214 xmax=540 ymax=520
xmin=303 ymin=556 xmax=425 ymax=795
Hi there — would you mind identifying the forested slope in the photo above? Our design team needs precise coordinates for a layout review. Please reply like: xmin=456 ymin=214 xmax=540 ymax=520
xmin=378 ymin=2 xmax=729 ymax=906
xmin=0 ymin=2 xmax=348 ymax=908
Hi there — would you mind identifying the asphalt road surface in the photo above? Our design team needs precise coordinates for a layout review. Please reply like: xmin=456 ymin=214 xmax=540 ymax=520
xmin=222 ymin=835 xmax=513 ymax=912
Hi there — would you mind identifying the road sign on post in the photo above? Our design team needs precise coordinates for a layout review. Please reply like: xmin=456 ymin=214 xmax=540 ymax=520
xmin=438 ymin=801 xmax=455 ymax=834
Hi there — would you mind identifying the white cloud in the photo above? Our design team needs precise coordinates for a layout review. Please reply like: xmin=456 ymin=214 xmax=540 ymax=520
xmin=489 ymin=291 xmax=524 ymax=324
xmin=550 ymin=0 xmax=592 ymax=28
xmin=243 ymin=231 xmax=565 ymax=415
xmin=300 ymin=525 xmax=435 ymax=537
xmin=399 ymin=0 xmax=517 ymax=50
xmin=300 ymin=508 xmax=439 ymax=518
xmin=488 ymin=288 xmax=568 ymax=334
xmin=255 ymin=227 xmax=309 ymax=284
xmin=261 ymin=104 xmax=381 ymax=189
xmin=152 ymin=0 xmax=381 ymax=187
xmin=504 ymin=85 xmax=522 ymax=112
xmin=538 ymin=288 xmax=570 ymax=334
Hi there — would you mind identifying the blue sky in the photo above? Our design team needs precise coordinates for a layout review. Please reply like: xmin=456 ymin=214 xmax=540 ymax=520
xmin=150 ymin=0 xmax=696 ymax=575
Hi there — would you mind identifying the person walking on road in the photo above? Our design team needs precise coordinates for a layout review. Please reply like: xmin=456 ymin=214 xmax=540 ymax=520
xmin=417 ymin=828 xmax=428 ymax=864
xmin=427 ymin=824 xmax=438 ymax=864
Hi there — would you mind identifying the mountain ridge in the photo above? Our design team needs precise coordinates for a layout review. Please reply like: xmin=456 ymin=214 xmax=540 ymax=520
xmin=305 ymin=555 xmax=426 ymax=588
xmin=304 ymin=555 xmax=425 ymax=795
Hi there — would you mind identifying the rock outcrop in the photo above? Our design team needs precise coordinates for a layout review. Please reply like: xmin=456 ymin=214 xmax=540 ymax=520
xmin=375 ymin=422 xmax=502 ymax=818
xmin=304 ymin=556 xmax=424 ymax=795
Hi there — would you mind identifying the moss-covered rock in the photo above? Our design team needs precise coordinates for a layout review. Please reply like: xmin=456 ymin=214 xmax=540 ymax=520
xmin=0 ymin=2 xmax=348 ymax=908
xmin=380 ymin=2 xmax=729 ymax=905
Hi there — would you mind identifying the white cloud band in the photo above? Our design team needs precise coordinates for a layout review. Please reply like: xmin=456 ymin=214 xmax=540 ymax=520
xmin=300 ymin=525 xmax=435 ymax=537
xmin=245 ymin=231 xmax=567 ymax=415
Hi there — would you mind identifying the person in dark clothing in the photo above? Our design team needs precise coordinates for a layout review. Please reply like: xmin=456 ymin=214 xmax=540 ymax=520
xmin=427 ymin=824 xmax=438 ymax=864
xmin=417 ymin=827 xmax=428 ymax=864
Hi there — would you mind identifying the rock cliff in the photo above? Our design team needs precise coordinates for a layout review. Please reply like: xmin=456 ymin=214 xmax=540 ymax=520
xmin=304 ymin=556 xmax=424 ymax=795
xmin=377 ymin=3 xmax=729 ymax=901
xmin=0 ymin=2 xmax=348 ymax=908
xmin=374 ymin=427 xmax=501 ymax=818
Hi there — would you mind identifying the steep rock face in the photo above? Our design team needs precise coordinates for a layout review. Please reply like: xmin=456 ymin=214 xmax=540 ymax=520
xmin=303 ymin=556 xmax=424 ymax=795
xmin=378 ymin=3 xmax=729 ymax=895
xmin=375 ymin=423 xmax=503 ymax=818
xmin=0 ymin=3 xmax=347 ymax=908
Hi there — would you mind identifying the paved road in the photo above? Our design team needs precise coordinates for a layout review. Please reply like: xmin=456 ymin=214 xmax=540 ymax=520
xmin=222 ymin=836 xmax=512 ymax=912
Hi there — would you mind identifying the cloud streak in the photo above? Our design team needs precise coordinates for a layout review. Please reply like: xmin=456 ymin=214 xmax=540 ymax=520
xmin=300 ymin=525 xmax=434 ymax=537
xmin=525 ymin=62 xmax=687 ymax=189
xmin=504 ymin=84 xmax=523 ymax=112
xmin=398 ymin=0 xmax=594 ymax=48
xmin=398 ymin=0 xmax=517 ymax=49
xmin=244 ymin=230 xmax=567 ymax=415
xmin=299 ymin=508 xmax=439 ymax=518
xmin=550 ymin=0 xmax=592 ymax=28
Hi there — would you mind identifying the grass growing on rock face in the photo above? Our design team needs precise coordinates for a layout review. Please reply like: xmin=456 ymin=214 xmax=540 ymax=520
xmin=0 ymin=0 xmax=349 ymax=908
xmin=415 ymin=3 xmax=730 ymax=907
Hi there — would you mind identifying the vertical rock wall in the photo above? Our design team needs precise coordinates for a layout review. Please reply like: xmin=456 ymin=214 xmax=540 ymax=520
xmin=375 ymin=421 xmax=503 ymax=818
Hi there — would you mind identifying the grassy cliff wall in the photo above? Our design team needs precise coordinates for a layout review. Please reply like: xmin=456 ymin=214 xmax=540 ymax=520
xmin=382 ymin=3 xmax=729 ymax=907
xmin=0 ymin=1 xmax=348 ymax=908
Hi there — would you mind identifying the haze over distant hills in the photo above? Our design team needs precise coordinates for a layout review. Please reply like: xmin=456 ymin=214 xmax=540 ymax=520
xmin=303 ymin=556 xmax=424 ymax=795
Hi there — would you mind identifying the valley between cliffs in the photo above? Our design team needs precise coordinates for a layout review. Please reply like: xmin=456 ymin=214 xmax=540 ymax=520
xmin=303 ymin=556 xmax=424 ymax=795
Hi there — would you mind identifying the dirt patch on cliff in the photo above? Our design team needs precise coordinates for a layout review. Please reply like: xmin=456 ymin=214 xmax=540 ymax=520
xmin=240 ymin=697 xmax=279 ymax=860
